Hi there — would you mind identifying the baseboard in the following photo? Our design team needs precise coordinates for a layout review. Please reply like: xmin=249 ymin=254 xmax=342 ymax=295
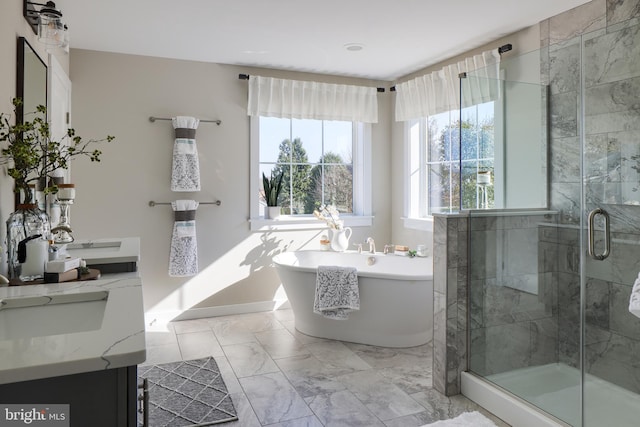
xmin=461 ymin=372 xmax=568 ymax=427
xmin=145 ymin=300 xmax=291 ymax=329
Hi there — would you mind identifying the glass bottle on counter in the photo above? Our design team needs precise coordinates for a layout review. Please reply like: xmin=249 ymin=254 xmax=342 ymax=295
xmin=6 ymin=204 xmax=50 ymax=279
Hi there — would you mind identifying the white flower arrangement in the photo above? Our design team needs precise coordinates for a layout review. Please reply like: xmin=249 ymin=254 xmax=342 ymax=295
xmin=313 ymin=205 xmax=344 ymax=230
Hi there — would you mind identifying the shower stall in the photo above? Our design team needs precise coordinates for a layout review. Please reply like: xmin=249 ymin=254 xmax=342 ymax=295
xmin=459 ymin=22 xmax=640 ymax=427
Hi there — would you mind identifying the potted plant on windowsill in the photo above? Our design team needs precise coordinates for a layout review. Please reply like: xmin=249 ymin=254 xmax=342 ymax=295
xmin=262 ymin=171 xmax=284 ymax=219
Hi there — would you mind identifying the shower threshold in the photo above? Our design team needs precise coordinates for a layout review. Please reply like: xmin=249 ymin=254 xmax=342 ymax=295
xmin=462 ymin=363 xmax=640 ymax=427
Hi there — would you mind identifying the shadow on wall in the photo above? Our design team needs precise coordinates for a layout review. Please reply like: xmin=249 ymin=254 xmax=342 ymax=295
xmin=239 ymin=232 xmax=291 ymax=274
xmin=145 ymin=231 xmax=305 ymax=325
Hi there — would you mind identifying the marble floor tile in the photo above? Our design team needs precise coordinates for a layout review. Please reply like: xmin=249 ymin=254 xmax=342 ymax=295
xmin=305 ymin=341 xmax=372 ymax=375
xmin=376 ymin=365 xmax=433 ymax=394
xmin=214 ymin=356 xmax=243 ymax=394
xmin=223 ymin=341 xmax=280 ymax=378
xmin=276 ymin=354 xmax=346 ymax=398
xmin=171 ymin=318 xmax=212 ymax=334
xmin=337 ymin=370 xmax=425 ymax=421
xmin=273 ymin=308 xmax=296 ymax=322
xmin=280 ymin=320 xmax=327 ymax=345
xmin=264 ymin=415 xmax=324 ymax=427
xmin=306 ymin=390 xmax=385 ymax=427
xmin=223 ymin=392 xmax=262 ymax=427
xmin=383 ymin=411 xmax=434 ymax=427
xmin=240 ymin=372 xmax=313 ymax=425
xmin=209 ymin=318 xmax=258 ymax=345
xmin=240 ymin=312 xmax=286 ymax=333
xmin=141 ymin=342 xmax=182 ymax=366
xmin=255 ymin=328 xmax=310 ymax=359
xmin=347 ymin=343 xmax=433 ymax=369
xmin=145 ymin=329 xmax=178 ymax=347
xmin=176 ymin=330 xmax=224 ymax=360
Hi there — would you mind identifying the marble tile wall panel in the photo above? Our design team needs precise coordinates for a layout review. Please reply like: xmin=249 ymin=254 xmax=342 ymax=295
xmin=550 ymin=91 xmax=579 ymax=139
xmin=549 ymin=43 xmax=580 ymax=95
xmin=505 ymin=228 xmax=539 ymax=277
xmin=607 ymin=0 xmax=640 ymax=25
xmin=469 ymin=323 xmax=532 ymax=376
xmin=609 ymin=282 xmax=640 ymax=340
xmin=550 ymin=136 xmax=581 ymax=183
xmin=549 ymin=0 xmax=606 ymax=45
xmin=550 ymin=183 xmax=581 ymax=223
xmin=469 ymin=230 xmax=497 ymax=280
xmin=530 ymin=317 xmax=560 ymax=366
xmin=585 ymin=330 xmax=640 ymax=393
xmin=584 ymin=24 xmax=640 ymax=87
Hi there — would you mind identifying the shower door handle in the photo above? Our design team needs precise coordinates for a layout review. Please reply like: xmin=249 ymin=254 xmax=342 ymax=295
xmin=588 ymin=208 xmax=610 ymax=260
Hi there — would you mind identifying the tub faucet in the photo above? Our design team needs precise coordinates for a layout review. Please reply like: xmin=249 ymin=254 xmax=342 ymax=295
xmin=366 ymin=237 xmax=376 ymax=254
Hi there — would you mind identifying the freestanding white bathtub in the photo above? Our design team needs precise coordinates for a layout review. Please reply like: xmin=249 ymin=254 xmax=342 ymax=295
xmin=273 ymin=250 xmax=433 ymax=348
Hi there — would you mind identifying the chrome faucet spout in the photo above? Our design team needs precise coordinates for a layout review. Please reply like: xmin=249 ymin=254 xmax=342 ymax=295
xmin=366 ymin=237 xmax=376 ymax=254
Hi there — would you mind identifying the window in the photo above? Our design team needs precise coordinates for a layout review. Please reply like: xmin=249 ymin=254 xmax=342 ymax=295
xmin=251 ymin=116 xmax=372 ymax=230
xmin=406 ymin=101 xmax=495 ymax=222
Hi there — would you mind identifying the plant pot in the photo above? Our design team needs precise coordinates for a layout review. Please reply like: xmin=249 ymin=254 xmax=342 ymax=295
xmin=266 ymin=206 xmax=281 ymax=220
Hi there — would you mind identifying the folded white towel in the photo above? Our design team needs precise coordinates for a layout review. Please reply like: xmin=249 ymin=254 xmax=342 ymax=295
xmin=171 ymin=116 xmax=201 ymax=192
xmin=314 ymin=265 xmax=359 ymax=320
xmin=168 ymin=199 xmax=199 ymax=277
xmin=629 ymin=272 xmax=640 ymax=319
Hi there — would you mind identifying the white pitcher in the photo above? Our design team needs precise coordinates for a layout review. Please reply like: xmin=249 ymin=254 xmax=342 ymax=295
xmin=330 ymin=227 xmax=352 ymax=252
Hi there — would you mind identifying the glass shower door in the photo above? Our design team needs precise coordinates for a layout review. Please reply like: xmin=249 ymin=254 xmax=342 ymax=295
xmin=581 ymin=22 xmax=640 ymax=427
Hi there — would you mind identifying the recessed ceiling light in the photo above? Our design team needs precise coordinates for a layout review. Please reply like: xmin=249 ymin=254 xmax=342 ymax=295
xmin=344 ymin=43 xmax=364 ymax=52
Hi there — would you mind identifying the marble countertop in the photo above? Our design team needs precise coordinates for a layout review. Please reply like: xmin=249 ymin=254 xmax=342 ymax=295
xmin=0 ymin=275 xmax=146 ymax=385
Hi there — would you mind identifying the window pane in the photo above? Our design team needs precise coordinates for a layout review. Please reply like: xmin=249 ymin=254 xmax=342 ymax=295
xmin=292 ymin=118 xmax=321 ymax=164
xmin=260 ymin=117 xmax=290 ymax=163
xmin=324 ymin=121 xmax=353 ymax=164
xmin=324 ymin=164 xmax=353 ymax=214
xmin=461 ymin=161 xmax=479 ymax=209
xmin=428 ymin=112 xmax=449 ymax=162
xmin=427 ymin=162 xmax=460 ymax=214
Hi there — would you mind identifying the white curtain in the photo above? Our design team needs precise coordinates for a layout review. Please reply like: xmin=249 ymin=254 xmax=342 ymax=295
xmin=248 ymin=75 xmax=379 ymax=123
xmin=395 ymin=49 xmax=501 ymax=121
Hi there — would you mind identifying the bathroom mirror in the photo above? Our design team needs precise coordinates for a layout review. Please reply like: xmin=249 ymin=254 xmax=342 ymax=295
xmin=16 ymin=37 xmax=47 ymax=126
xmin=15 ymin=37 xmax=47 ymax=207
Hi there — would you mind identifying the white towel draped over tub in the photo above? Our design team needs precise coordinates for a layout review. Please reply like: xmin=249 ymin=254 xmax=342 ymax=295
xmin=314 ymin=265 xmax=359 ymax=319
xmin=169 ymin=200 xmax=199 ymax=277
xmin=171 ymin=116 xmax=201 ymax=192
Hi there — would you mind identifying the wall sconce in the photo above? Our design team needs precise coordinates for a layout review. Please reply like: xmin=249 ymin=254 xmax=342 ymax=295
xmin=24 ymin=1 xmax=69 ymax=48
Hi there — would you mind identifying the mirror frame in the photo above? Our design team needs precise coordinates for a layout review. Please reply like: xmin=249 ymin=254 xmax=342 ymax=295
xmin=16 ymin=36 xmax=47 ymax=127
xmin=15 ymin=36 xmax=48 ymax=208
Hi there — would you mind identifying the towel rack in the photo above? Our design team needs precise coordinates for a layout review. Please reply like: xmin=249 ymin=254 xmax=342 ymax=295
xmin=149 ymin=116 xmax=222 ymax=125
xmin=148 ymin=200 xmax=222 ymax=207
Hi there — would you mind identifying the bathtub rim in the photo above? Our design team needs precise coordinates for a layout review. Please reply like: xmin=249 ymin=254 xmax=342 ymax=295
xmin=273 ymin=250 xmax=433 ymax=281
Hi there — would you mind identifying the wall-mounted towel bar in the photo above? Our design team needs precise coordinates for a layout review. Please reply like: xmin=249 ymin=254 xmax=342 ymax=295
xmin=148 ymin=200 xmax=222 ymax=207
xmin=149 ymin=116 xmax=222 ymax=125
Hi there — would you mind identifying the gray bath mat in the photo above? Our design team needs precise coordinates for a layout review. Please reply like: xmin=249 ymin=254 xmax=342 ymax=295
xmin=138 ymin=357 xmax=238 ymax=426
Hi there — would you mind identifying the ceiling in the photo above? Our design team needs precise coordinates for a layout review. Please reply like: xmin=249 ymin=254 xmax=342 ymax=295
xmin=55 ymin=0 xmax=590 ymax=81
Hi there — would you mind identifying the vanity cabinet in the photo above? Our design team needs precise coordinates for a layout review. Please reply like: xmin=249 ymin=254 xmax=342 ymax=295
xmin=0 ymin=365 xmax=138 ymax=426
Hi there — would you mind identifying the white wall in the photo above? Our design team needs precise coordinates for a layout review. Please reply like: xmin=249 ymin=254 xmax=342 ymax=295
xmin=69 ymin=49 xmax=391 ymax=319
xmin=0 ymin=0 xmax=69 ymax=277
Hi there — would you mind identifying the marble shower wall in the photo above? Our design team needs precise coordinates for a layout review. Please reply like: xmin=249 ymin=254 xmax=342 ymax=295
xmin=540 ymin=0 xmax=640 ymax=394
xmin=467 ymin=213 xmax=559 ymax=377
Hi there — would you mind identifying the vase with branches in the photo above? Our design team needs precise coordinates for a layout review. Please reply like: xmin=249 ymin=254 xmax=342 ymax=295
xmin=0 ymin=98 xmax=114 ymax=278
xmin=0 ymin=98 xmax=114 ymax=204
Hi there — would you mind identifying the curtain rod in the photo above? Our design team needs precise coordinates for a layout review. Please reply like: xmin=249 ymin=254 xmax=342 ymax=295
xmin=148 ymin=200 xmax=222 ymax=207
xmin=238 ymin=73 xmax=386 ymax=93
xmin=388 ymin=43 xmax=512 ymax=92
xmin=149 ymin=116 xmax=222 ymax=125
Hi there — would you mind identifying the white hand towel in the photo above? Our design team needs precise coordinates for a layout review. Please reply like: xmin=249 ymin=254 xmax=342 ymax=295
xmin=169 ymin=199 xmax=199 ymax=277
xmin=314 ymin=265 xmax=359 ymax=320
xmin=171 ymin=116 xmax=201 ymax=192
xmin=629 ymin=272 xmax=640 ymax=319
